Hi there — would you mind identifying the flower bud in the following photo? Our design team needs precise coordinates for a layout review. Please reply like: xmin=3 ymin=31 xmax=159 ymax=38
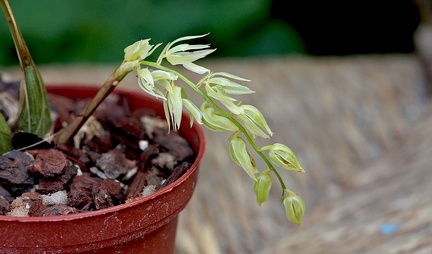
xmin=200 ymin=103 xmax=238 ymax=132
xmin=254 ymin=171 xmax=272 ymax=206
xmin=261 ymin=143 xmax=304 ymax=172
xmin=238 ymin=104 xmax=273 ymax=138
xmin=283 ymin=189 xmax=305 ymax=225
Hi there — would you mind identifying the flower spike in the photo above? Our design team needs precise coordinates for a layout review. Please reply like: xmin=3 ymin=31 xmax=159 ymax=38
xmin=123 ymin=34 xmax=306 ymax=224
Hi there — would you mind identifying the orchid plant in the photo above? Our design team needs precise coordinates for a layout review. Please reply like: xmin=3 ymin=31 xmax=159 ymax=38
xmin=0 ymin=0 xmax=305 ymax=224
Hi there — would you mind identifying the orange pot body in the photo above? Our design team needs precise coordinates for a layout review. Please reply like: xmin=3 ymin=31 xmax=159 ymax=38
xmin=0 ymin=85 xmax=205 ymax=254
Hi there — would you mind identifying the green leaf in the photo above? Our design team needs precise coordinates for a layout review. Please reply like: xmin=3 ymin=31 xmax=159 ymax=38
xmin=1 ymin=0 xmax=52 ymax=138
xmin=16 ymin=65 xmax=52 ymax=138
xmin=0 ymin=114 xmax=12 ymax=154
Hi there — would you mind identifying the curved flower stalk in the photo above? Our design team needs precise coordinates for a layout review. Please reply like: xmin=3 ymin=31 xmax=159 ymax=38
xmin=53 ymin=34 xmax=306 ymax=224
xmin=124 ymin=34 xmax=305 ymax=224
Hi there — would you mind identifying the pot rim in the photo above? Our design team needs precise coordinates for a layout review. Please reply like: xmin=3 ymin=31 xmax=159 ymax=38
xmin=0 ymin=84 xmax=206 ymax=222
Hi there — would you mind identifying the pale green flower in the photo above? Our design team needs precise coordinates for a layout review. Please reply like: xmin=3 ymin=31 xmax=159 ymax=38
xmin=137 ymin=68 xmax=178 ymax=100
xmin=163 ymin=85 xmax=183 ymax=131
xmin=160 ymin=34 xmax=216 ymax=74
xmin=237 ymin=104 xmax=273 ymax=139
xmin=182 ymin=98 xmax=202 ymax=126
xmin=229 ymin=135 xmax=258 ymax=180
xmin=283 ymin=189 xmax=305 ymax=225
xmin=254 ymin=171 xmax=272 ymax=206
xmin=137 ymin=68 xmax=164 ymax=99
xmin=203 ymin=73 xmax=253 ymax=115
xmin=261 ymin=143 xmax=304 ymax=172
xmin=181 ymin=89 xmax=202 ymax=126
xmin=204 ymin=83 xmax=243 ymax=115
xmin=124 ymin=39 xmax=160 ymax=62
xmin=204 ymin=83 xmax=235 ymax=102
xmin=200 ymin=102 xmax=238 ymax=132
xmin=207 ymin=72 xmax=253 ymax=95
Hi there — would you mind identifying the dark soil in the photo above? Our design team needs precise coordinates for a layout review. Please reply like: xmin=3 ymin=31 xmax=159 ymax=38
xmin=0 ymin=78 xmax=194 ymax=216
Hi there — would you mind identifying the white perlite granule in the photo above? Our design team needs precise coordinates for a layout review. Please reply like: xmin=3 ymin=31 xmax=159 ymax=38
xmin=41 ymin=190 xmax=68 ymax=206
xmin=142 ymin=185 xmax=157 ymax=197
xmin=139 ymin=140 xmax=149 ymax=151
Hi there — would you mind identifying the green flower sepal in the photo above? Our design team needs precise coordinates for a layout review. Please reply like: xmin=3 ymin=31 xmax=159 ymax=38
xmin=253 ymin=170 xmax=272 ymax=206
xmin=283 ymin=189 xmax=305 ymax=225
xmin=229 ymin=134 xmax=258 ymax=180
xmin=260 ymin=143 xmax=304 ymax=172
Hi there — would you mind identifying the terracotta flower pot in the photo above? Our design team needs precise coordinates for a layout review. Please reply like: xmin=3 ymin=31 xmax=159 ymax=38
xmin=0 ymin=85 xmax=206 ymax=254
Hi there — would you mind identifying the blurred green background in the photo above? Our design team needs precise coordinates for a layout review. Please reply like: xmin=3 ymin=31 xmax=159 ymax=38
xmin=0 ymin=0 xmax=422 ymax=66
xmin=0 ymin=0 xmax=305 ymax=66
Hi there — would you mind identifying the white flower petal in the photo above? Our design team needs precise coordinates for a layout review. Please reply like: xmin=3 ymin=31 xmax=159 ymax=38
xmin=182 ymin=98 xmax=203 ymax=125
xmin=166 ymin=49 xmax=216 ymax=65
xmin=212 ymin=72 xmax=251 ymax=82
xmin=151 ymin=70 xmax=178 ymax=81
xmin=138 ymin=68 xmax=154 ymax=86
xmin=171 ymin=86 xmax=183 ymax=130
xmin=181 ymin=62 xmax=209 ymax=74
xmin=168 ymin=43 xmax=210 ymax=54
xmin=205 ymin=84 xmax=236 ymax=102
xmin=170 ymin=33 xmax=210 ymax=45
xmin=208 ymin=77 xmax=254 ymax=95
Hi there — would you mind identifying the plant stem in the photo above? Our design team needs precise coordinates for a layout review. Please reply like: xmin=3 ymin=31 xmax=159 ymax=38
xmin=53 ymin=64 xmax=131 ymax=144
